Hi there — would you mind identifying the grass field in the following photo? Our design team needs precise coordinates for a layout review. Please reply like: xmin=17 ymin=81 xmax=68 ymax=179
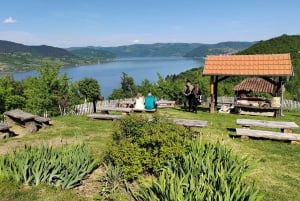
xmin=0 ymin=107 xmax=300 ymax=201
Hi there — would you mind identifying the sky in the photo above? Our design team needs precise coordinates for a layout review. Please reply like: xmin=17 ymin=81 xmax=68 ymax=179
xmin=0 ymin=0 xmax=299 ymax=48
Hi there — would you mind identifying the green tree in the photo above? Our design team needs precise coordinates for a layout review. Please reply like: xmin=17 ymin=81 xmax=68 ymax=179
xmin=109 ymin=72 xmax=136 ymax=100
xmin=120 ymin=72 xmax=135 ymax=98
xmin=23 ymin=62 xmax=69 ymax=116
xmin=78 ymin=77 xmax=101 ymax=113
xmin=0 ymin=75 xmax=26 ymax=114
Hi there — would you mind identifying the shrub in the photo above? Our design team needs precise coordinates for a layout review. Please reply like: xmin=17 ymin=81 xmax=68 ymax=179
xmin=0 ymin=143 xmax=98 ymax=189
xmin=105 ymin=115 xmax=191 ymax=180
xmin=136 ymin=139 xmax=264 ymax=201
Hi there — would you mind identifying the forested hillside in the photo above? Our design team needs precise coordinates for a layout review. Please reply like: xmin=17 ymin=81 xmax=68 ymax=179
xmin=236 ymin=34 xmax=300 ymax=100
xmin=184 ymin=41 xmax=255 ymax=58
xmin=69 ymin=48 xmax=116 ymax=63
xmin=69 ymin=42 xmax=253 ymax=58
xmin=0 ymin=40 xmax=114 ymax=72
xmin=97 ymin=43 xmax=201 ymax=57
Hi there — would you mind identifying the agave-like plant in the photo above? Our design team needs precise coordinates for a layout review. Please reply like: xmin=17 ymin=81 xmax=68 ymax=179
xmin=0 ymin=143 xmax=98 ymax=189
xmin=136 ymin=138 xmax=264 ymax=201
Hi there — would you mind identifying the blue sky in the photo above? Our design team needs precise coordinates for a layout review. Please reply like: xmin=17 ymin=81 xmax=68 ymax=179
xmin=0 ymin=0 xmax=299 ymax=48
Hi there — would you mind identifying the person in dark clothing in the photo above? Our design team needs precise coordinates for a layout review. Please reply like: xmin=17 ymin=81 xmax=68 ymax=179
xmin=191 ymin=84 xmax=202 ymax=113
xmin=182 ymin=80 xmax=194 ymax=111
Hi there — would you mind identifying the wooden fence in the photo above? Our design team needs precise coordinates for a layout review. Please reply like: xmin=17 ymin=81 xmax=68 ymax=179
xmin=71 ymin=99 xmax=131 ymax=115
xmin=69 ymin=97 xmax=300 ymax=115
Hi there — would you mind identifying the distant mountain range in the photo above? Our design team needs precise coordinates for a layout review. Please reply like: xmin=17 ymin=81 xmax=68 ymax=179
xmin=67 ymin=42 xmax=255 ymax=58
xmin=3 ymin=35 xmax=299 ymax=73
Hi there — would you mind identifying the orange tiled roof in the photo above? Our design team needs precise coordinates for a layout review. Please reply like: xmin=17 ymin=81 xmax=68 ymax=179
xmin=233 ymin=77 xmax=274 ymax=93
xmin=203 ymin=53 xmax=293 ymax=76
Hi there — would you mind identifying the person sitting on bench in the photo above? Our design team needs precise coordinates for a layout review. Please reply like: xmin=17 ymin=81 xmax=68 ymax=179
xmin=145 ymin=92 xmax=157 ymax=110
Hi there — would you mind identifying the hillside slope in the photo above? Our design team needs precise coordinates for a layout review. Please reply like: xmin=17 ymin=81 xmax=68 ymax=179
xmin=236 ymin=34 xmax=300 ymax=100
xmin=0 ymin=41 xmax=115 ymax=72
xmin=184 ymin=41 xmax=255 ymax=57
xmin=97 ymin=43 xmax=201 ymax=57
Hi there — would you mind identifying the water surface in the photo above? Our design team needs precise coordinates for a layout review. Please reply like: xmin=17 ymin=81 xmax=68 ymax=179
xmin=5 ymin=57 xmax=204 ymax=97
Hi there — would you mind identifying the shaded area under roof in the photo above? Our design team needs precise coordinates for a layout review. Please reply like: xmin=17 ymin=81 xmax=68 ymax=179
xmin=203 ymin=53 xmax=293 ymax=76
xmin=234 ymin=77 xmax=275 ymax=94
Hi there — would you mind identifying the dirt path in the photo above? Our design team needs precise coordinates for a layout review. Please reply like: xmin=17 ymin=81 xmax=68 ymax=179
xmin=0 ymin=136 xmax=81 ymax=155
xmin=75 ymin=166 xmax=104 ymax=199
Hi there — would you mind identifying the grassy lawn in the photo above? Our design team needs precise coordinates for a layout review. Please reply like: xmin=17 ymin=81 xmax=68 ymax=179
xmin=0 ymin=107 xmax=300 ymax=200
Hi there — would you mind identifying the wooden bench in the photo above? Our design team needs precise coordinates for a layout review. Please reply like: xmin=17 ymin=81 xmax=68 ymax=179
xmin=87 ymin=114 xmax=123 ymax=121
xmin=236 ymin=128 xmax=300 ymax=143
xmin=173 ymin=118 xmax=208 ymax=137
xmin=0 ymin=123 xmax=11 ymax=139
xmin=133 ymin=108 xmax=156 ymax=113
xmin=4 ymin=109 xmax=50 ymax=134
xmin=97 ymin=107 xmax=133 ymax=115
xmin=237 ymin=118 xmax=299 ymax=133
xmin=236 ymin=118 xmax=300 ymax=143
xmin=173 ymin=118 xmax=208 ymax=128
xmin=117 ymin=100 xmax=134 ymax=108
xmin=156 ymin=100 xmax=175 ymax=108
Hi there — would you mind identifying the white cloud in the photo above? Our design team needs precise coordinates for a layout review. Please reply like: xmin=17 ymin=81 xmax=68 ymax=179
xmin=132 ymin=39 xmax=140 ymax=43
xmin=3 ymin=17 xmax=17 ymax=24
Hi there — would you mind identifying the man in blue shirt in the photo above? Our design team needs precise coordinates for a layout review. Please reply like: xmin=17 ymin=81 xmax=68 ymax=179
xmin=145 ymin=92 xmax=156 ymax=110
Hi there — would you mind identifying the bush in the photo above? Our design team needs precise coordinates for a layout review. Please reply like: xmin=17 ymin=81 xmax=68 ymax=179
xmin=136 ymin=139 xmax=264 ymax=201
xmin=105 ymin=115 xmax=191 ymax=180
xmin=0 ymin=143 xmax=98 ymax=189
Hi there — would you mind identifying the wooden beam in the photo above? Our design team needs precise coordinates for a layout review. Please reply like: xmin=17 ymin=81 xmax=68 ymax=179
xmin=210 ymin=76 xmax=215 ymax=112
xmin=214 ymin=76 xmax=218 ymax=111
xmin=236 ymin=128 xmax=300 ymax=142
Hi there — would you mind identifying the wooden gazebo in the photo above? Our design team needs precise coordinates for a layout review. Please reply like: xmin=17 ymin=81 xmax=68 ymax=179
xmin=203 ymin=53 xmax=293 ymax=113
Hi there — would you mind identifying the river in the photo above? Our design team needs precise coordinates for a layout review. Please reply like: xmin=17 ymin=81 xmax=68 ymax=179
xmin=4 ymin=57 xmax=204 ymax=98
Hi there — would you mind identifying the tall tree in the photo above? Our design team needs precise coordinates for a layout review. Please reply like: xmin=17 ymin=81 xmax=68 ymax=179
xmin=78 ymin=77 xmax=101 ymax=113
xmin=121 ymin=72 xmax=136 ymax=98
xmin=108 ymin=72 xmax=136 ymax=100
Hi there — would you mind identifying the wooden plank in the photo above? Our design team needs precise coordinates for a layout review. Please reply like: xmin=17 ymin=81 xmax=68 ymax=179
xmin=34 ymin=116 xmax=50 ymax=123
xmin=4 ymin=109 xmax=35 ymax=121
xmin=239 ymin=110 xmax=275 ymax=117
xmin=173 ymin=119 xmax=208 ymax=128
xmin=87 ymin=114 xmax=123 ymax=120
xmin=97 ymin=107 xmax=133 ymax=113
xmin=133 ymin=109 xmax=156 ymax=113
xmin=156 ymin=100 xmax=175 ymax=108
xmin=0 ymin=123 xmax=9 ymax=131
xmin=236 ymin=128 xmax=300 ymax=141
xmin=237 ymin=119 xmax=299 ymax=129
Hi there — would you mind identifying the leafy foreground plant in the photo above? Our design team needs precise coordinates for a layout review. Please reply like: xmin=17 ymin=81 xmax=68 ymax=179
xmin=105 ymin=115 xmax=192 ymax=180
xmin=135 ymin=139 xmax=264 ymax=201
xmin=0 ymin=143 xmax=98 ymax=189
xmin=96 ymin=163 xmax=131 ymax=201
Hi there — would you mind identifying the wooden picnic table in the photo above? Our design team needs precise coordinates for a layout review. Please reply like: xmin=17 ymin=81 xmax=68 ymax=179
xmin=173 ymin=118 xmax=208 ymax=128
xmin=117 ymin=100 xmax=134 ymax=108
xmin=4 ymin=109 xmax=50 ymax=134
xmin=236 ymin=118 xmax=299 ymax=133
xmin=156 ymin=100 xmax=175 ymax=108
xmin=0 ymin=123 xmax=11 ymax=139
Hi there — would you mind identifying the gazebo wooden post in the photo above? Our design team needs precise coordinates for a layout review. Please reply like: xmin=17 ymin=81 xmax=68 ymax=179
xmin=210 ymin=76 xmax=217 ymax=113
xmin=214 ymin=76 xmax=218 ymax=112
